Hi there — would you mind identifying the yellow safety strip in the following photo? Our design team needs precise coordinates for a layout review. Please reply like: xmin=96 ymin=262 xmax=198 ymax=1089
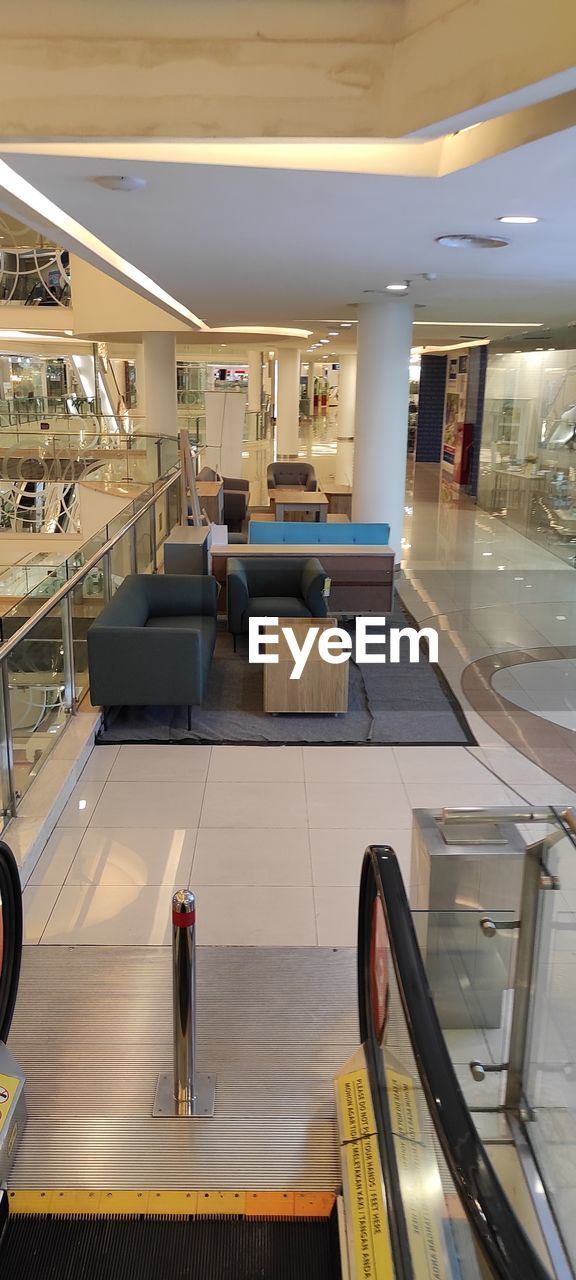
xmin=8 ymin=1189 xmax=335 ymax=1218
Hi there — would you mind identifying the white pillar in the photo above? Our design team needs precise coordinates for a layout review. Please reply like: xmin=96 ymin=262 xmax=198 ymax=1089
xmin=276 ymin=348 xmax=301 ymax=456
xmin=352 ymin=298 xmax=413 ymax=553
xmin=336 ymin=353 xmax=357 ymax=483
xmin=247 ymin=348 xmax=262 ymax=413
xmin=137 ymin=332 xmax=178 ymax=435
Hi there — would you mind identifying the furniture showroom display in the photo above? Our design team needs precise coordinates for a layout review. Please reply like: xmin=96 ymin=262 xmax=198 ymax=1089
xmin=213 ymin=543 xmax=395 ymax=615
xmin=198 ymin=466 xmax=249 ymax=533
xmin=270 ymin=488 xmax=329 ymax=522
xmin=87 ymin=573 xmax=218 ymax=721
xmin=263 ymin=616 xmax=349 ymax=714
xmin=226 ymin=556 xmax=328 ymax=645
xmin=266 ymin=462 xmax=317 ymax=491
xmin=321 ymin=484 xmax=353 ymax=518
xmin=163 ymin=525 xmax=211 ymax=575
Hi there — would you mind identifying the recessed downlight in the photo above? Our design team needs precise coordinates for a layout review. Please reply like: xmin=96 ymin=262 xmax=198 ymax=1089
xmin=341 ymin=322 xmax=353 ymax=327
xmin=328 ymin=331 xmax=339 ymax=336
xmin=386 ymin=282 xmax=409 ymax=292
xmin=93 ymin=175 xmax=147 ymax=191
xmin=498 ymin=215 xmax=539 ymax=224
xmin=436 ymin=234 xmax=509 ymax=249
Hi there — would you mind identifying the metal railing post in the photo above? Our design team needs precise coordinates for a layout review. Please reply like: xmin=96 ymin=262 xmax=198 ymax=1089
xmin=153 ymin=890 xmax=216 ymax=1118
xmin=61 ymin=592 xmax=77 ymax=715
xmin=0 ymin=661 xmax=17 ymax=820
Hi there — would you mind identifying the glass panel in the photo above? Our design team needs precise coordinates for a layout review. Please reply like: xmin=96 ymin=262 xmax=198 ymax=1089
xmin=522 ymin=829 xmax=576 ymax=1262
xmin=135 ymin=509 xmax=153 ymax=573
xmin=413 ymin=908 xmax=517 ymax=1112
xmin=109 ymin=527 xmax=134 ymax=593
xmin=69 ymin=570 xmax=105 ymax=707
xmin=166 ymin=476 xmax=181 ymax=533
xmin=374 ymin=898 xmax=487 ymax=1278
xmin=6 ymin=601 xmax=71 ymax=800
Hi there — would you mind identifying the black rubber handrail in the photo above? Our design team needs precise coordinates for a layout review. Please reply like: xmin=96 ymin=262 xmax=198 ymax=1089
xmin=0 ymin=840 xmax=22 ymax=1044
xmin=358 ymin=845 xmax=551 ymax=1280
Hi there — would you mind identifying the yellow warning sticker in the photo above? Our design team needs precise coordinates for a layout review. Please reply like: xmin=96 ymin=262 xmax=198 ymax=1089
xmin=344 ymin=1139 xmax=393 ymax=1280
xmin=386 ymin=1067 xmax=449 ymax=1280
xmin=337 ymin=1068 xmax=378 ymax=1142
xmin=336 ymin=1067 xmax=393 ymax=1278
xmin=0 ymin=1072 xmax=20 ymax=1134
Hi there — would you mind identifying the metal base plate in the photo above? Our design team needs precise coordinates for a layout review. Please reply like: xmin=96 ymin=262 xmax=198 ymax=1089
xmin=153 ymin=1072 xmax=216 ymax=1118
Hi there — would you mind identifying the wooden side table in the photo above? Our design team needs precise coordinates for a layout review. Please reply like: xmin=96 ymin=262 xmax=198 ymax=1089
xmin=263 ymin=616 xmax=349 ymax=714
xmin=270 ymin=488 xmax=329 ymax=522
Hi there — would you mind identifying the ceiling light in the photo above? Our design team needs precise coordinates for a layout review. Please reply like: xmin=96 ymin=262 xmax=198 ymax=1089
xmin=436 ymin=234 xmax=509 ymax=249
xmin=319 ymin=339 xmax=329 ymax=344
xmin=482 ymin=551 xmax=493 ymax=557
xmin=328 ymin=331 xmax=339 ymax=336
xmin=386 ymin=282 xmax=409 ymax=292
xmin=556 ymin=615 xmax=567 ymax=621
xmin=498 ymin=215 xmax=539 ymax=225
xmin=341 ymin=323 xmax=353 ymax=328
xmin=93 ymin=175 xmax=147 ymax=191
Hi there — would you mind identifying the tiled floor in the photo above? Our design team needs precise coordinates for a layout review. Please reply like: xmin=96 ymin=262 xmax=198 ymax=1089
xmin=22 ymin=739 xmax=547 ymax=949
xmin=19 ymin=460 xmax=576 ymax=953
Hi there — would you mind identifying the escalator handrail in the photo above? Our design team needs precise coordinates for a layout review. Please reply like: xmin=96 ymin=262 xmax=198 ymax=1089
xmin=0 ymin=839 xmax=22 ymax=1044
xmin=358 ymin=845 xmax=551 ymax=1280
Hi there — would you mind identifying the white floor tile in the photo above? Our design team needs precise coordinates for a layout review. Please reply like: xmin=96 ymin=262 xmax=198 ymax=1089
xmin=29 ymin=829 xmax=83 ymax=886
xmin=109 ymin=745 xmax=211 ymax=783
xmin=310 ymin=828 xmax=411 ymax=887
xmin=302 ymin=746 xmax=401 ymax=784
xmin=66 ymin=827 xmax=197 ymax=887
xmin=79 ymin=746 xmax=120 ymax=783
xmin=404 ymin=782 xmax=518 ymax=810
xmin=200 ymin=782 xmax=307 ymax=828
xmin=516 ymin=784 xmax=576 ymax=806
xmin=57 ymin=780 xmax=106 ymax=828
xmin=393 ymin=746 xmax=493 ymax=784
xmin=208 ymin=746 xmax=303 ymax=782
xmin=194 ymin=885 xmax=316 ymax=945
xmin=90 ymin=781 xmax=205 ymax=828
xmin=191 ymin=828 xmax=311 ymax=886
xmin=305 ymin=782 xmax=412 ymax=830
xmin=314 ymin=886 xmax=359 ymax=947
xmin=22 ymin=884 xmax=61 ymax=943
xmin=472 ymin=746 xmax=558 ymax=787
xmin=41 ymin=884 xmax=174 ymax=945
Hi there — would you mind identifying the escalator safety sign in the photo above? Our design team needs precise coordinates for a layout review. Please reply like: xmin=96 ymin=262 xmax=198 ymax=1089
xmin=0 ymin=1073 xmax=19 ymax=1132
xmin=337 ymin=1069 xmax=393 ymax=1278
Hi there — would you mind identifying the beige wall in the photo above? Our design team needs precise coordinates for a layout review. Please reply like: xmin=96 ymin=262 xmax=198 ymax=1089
xmin=0 ymin=2 xmax=575 ymax=139
xmin=70 ymin=257 xmax=191 ymax=337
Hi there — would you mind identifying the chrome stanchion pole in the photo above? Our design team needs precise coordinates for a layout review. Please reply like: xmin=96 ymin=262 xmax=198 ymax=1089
xmin=153 ymin=889 xmax=216 ymax=1118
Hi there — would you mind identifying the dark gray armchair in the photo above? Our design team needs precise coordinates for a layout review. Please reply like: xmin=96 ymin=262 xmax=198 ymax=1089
xmin=267 ymin=462 xmax=317 ymax=491
xmin=227 ymin=556 xmax=328 ymax=648
xmin=87 ymin=574 xmax=218 ymax=724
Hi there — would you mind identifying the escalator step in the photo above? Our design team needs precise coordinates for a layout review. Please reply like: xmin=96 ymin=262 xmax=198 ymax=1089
xmin=0 ymin=1213 xmax=342 ymax=1280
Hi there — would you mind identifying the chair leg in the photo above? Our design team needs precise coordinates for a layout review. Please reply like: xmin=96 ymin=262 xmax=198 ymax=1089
xmin=187 ymin=706 xmax=192 ymax=732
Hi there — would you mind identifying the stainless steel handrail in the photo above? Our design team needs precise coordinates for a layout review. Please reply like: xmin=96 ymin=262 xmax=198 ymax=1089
xmin=0 ymin=466 xmax=181 ymax=664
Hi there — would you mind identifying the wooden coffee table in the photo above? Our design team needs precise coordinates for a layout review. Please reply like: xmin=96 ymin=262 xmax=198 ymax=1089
xmin=270 ymin=488 xmax=329 ymax=522
xmin=263 ymin=616 xmax=349 ymax=714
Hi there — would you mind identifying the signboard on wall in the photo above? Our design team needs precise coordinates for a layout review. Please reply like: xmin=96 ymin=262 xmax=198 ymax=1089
xmin=442 ymin=356 xmax=469 ymax=471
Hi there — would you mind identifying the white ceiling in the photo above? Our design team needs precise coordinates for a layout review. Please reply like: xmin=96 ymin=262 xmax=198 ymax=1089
xmin=1 ymin=126 xmax=576 ymax=344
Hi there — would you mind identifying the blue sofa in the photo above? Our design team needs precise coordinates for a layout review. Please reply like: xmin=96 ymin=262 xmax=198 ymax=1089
xmin=249 ymin=521 xmax=390 ymax=546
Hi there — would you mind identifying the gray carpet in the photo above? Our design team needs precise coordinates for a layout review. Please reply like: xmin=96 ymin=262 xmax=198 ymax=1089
xmin=97 ymin=613 xmax=474 ymax=746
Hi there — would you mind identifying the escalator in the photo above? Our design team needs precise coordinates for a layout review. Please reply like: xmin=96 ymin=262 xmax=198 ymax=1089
xmin=0 ymin=839 xmax=562 ymax=1278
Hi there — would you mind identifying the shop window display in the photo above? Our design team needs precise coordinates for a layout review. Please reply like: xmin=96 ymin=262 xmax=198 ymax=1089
xmin=477 ymin=350 xmax=576 ymax=564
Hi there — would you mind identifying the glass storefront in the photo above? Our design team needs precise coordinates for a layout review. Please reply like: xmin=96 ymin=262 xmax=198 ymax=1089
xmin=477 ymin=349 xmax=576 ymax=564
